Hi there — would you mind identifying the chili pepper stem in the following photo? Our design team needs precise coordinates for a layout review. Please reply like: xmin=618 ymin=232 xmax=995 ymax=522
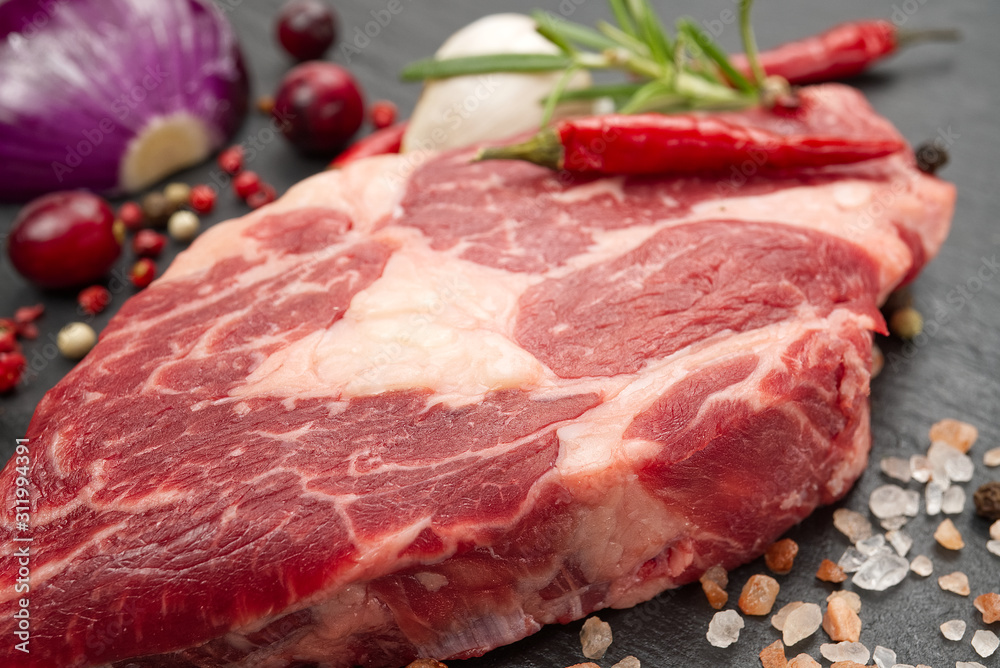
xmin=895 ymin=28 xmax=961 ymax=48
xmin=475 ymin=129 xmax=564 ymax=170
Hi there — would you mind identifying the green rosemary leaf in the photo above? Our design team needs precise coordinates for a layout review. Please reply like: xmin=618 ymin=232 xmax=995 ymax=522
xmin=608 ymin=0 xmax=639 ymax=38
xmin=739 ymin=0 xmax=766 ymax=85
xmin=676 ymin=19 xmax=754 ymax=93
xmin=400 ymin=53 xmax=573 ymax=81
xmin=596 ymin=20 xmax=651 ymax=57
xmin=618 ymin=80 xmax=685 ymax=114
xmin=530 ymin=11 xmax=619 ymax=51
xmin=628 ymin=0 xmax=672 ymax=64
xmin=540 ymin=66 xmax=580 ymax=125
xmin=544 ymin=81 xmax=645 ymax=103
xmin=531 ymin=12 xmax=576 ymax=55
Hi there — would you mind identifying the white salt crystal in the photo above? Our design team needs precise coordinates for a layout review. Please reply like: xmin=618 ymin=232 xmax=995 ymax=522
xmin=955 ymin=662 xmax=987 ymax=668
xmin=782 ymin=602 xmax=822 ymax=646
xmin=940 ymin=619 xmax=966 ymax=640
xmin=611 ymin=656 xmax=640 ymax=668
xmin=928 ymin=440 xmax=963 ymax=465
xmin=820 ymin=641 xmax=870 ymax=664
xmin=910 ymin=454 xmax=932 ymax=482
xmin=903 ymin=489 xmax=920 ymax=516
xmin=887 ymin=529 xmax=913 ymax=556
xmin=881 ymin=515 xmax=909 ymax=530
xmin=857 ymin=534 xmax=887 ymax=556
xmin=893 ymin=664 xmax=916 ymax=668
xmin=706 ymin=609 xmax=743 ymax=648
xmin=945 ymin=453 xmax=975 ymax=482
xmin=871 ymin=485 xmax=913 ymax=518
xmin=833 ymin=508 xmax=873 ymax=542
xmin=880 ymin=456 xmax=912 ymax=482
xmin=580 ymin=616 xmax=613 ymax=659
xmin=771 ymin=601 xmax=804 ymax=631
xmin=910 ymin=554 xmax=933 ymax=577
xmin=972 ymin=629 xmax=999 ymax=658
xmin=985 ymin=447 xmax=1000 ymax=467
xmin=838 ymin=546 xmax=868 ymax=573
xmin=853 ymin=551 xmax=909 ymax=591
xmin=991 ymin=520 xmax=1000 ymax=541
xmin=827 ymin=590 xmax=862 ymax=613
xmin=942 ymin=485 xmax=966 ymax=514
xmin=873 ymin=645 xmax=897 ymax=668
xmin=987 ymin=540 xmax=1000 ymax=557
xmin=926 ymin=480 xmax=947 ymax=515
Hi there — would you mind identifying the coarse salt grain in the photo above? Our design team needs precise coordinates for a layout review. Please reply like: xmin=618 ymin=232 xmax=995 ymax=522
xmin=823 ymin=595 xmax=861 ymax=642
xmin=788 ymin=654 xmax=821 ymax=668
xmin=580 ymin=616 xmax=612 ymax=659
xmin=984 ymin=447 xmax=1000 ymax=467
xmin=926 ymin=480 xmax=946 ymax=516
xmin=881 ymin=515 xmax=909 ymax=531
xmin=938 ymin=571 xmax=970 ymax=595
xmin=706 ymin=609 xmax=744 ymax=648
xmin=886 ymin=529 xmax=913 ymax=556
xmin=941 ymin=619 xmax=966 ymax=641
xmin=833 ymin=508 xmax=873 ymax=543
xmin=820 ymin=641 xmax=870 ymax=664
xmin=972 ymin=629 xmax=999 ymax=658
xmin=909 ymin=554 xmax=933 ymax=577
xmin=870 ymin=485 xmax=919 ymax=519
xmin=910 ymin=454 xmax=932 ymax=483
xmin=942 ymin=485 xmax=966 ymax=514
xmin=772 ymin=601 xmax=805 ymax=631
xmin=759 ymin=640 xmax=787 ymax=668
xmin=783 ymin=602 xmax=822 ymax=646
xmin=974 ymin=592 xmax=1000 ymax=623
xmin=838 ymin=547 xmax=867 ymax=573
xmin=738 ymin=574 xmax=780 ymax=616
xmin=852 ymin=550 xmax=909 ymax=591
xmin=934 ymin=519 xmax=964 ymax=550
xmin=766 ymin=538 xmax=799 ymax=575
xmin=827 ymin=590 xmax=862 ymax=614
xmin=856 ymin=534 xmax=886 ymax=556
xmin=991 ymin=520 xmax=1000 ymax=541
xmin=989 ymin=540 xmax=1000 ymax=556
xmin=611 ymin=656 xmax=640 ymax=668
xmin=955 ymin=662 xmax=987 ymax=668
xmin=928 ymin=418 xmax=978 ymax=452
xmin=872 ymin=645 xmax=896 ymax=668
xmin=880 ymin=456 xmax=912 ymax=482
xmin=816 ymin=558 xmax=847 ymax=583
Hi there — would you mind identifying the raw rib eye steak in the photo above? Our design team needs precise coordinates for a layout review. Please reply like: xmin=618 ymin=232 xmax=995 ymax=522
xmin=0 ymin=85 xmax=954 ymax=668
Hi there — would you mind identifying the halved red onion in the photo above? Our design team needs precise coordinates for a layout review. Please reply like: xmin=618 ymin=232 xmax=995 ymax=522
xmin=0 ymin=0 xmax=249 ymax=201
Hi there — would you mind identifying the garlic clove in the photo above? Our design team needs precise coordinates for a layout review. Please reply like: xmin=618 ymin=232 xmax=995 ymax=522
xmin=402 ymin=13 xmax=592 ymax=155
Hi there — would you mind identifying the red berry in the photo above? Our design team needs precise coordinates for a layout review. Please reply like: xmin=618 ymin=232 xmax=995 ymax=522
xmin=370 ymin=100 xmax=397 ymax=130
xmin=0 ymin=323 xmax=16 ymax=354
xmin=272 ymin=62 xmax=364 ymax=155
xmin=189 ymin=185 xmax=217 ymax=214
xmin=14 ymin=304 xmax=44 ymax=324
xmin=247 ymin=184 xmax=277 ymax=210
xmin=130 ymin=258 xmax=157 ymax=289
xmin=7 ymin=192 xmax=122 ymax=289
xmin=17 ymin=323 xmax=38 ymax=340
xmin=0 ymin=352 xmax=27 ymax=393
xmin=117 ymin=201 xmax=145 ymax=231
xmin=276 ymin=0 xmax=337 ymax=61
xmin=218 ymin=145 xmax=244 ymax=175
xmin=78 ymin=286 xmax=112 ymax=316
xmin=132 ymin=229 xmax=167 ymax=258
xmin=234 ymin=171 xmax=262 ymax=200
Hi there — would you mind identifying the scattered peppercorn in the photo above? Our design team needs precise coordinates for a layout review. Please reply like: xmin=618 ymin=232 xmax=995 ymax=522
xmin=247 ymin=183 xmax=277 ymax=209
xmin=0 ymin=351 xmax=27 ymax=392
xmin=168 ymin=210 xmax=201 ymax=242
xmin=141 ymin=191 xmax=174 ymax=227
xmin=130 ymin=258 xmax=157 ymax=289
xmin=889 ymin=306 xmax=923 ymax=340
xmin=163 ymin=182 xmax=192 ymax=209
xmin=218 ymin=145 xmax=244 ymax=175
xmin=0 ymin=321 xmax=16 ymax=353
xmin=78 ymin=285 xmax=111 ymax=315
xmin=57 ymin=322 xmax=97 ymax=360
xmin=371 ymin=100 xmax=398 ymax=129
xmin=14 ymin=304 xmax=44 ymax=324
xmin=132 ymin=229 xmax=167 ymax=258
xmin=117 ymin=201 xmax=145 ymax=231
xmin=189 ymin=184 xmax=217 ymax=215
xmin=234 ymin=171 xmax=262 ymax=199
xmin=974 ymin=481 xmax=1000 ymax=520
xmin=915 ymin=140 xmax=949 ymax=175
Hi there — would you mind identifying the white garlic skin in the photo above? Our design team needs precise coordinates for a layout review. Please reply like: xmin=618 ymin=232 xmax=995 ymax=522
xmin=402 ymin=13 xmax=592 ymax=154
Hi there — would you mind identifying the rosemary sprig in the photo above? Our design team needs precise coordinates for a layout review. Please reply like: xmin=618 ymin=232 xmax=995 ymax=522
xmin=399 ymin=0 xmax=771 ymax=120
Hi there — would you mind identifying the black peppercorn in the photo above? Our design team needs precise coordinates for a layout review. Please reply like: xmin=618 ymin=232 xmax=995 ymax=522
xmin=973 ymin=481 xmax=1000 ymax=520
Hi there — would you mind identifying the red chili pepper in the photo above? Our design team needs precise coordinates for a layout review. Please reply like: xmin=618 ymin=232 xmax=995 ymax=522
xmin=328 ymin=122 xmax=407 ymax=170
xmin=478 ymin=114 xmax=905 ymax=175
xmin=730 ymin=20 xmax=959 ymax=86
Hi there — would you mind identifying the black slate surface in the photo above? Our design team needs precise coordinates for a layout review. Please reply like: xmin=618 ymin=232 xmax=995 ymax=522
xmin=1 ymin=1 xmax=998 ymax=666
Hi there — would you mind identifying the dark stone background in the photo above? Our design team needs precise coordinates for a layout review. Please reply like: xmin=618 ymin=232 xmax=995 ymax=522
xmin=1 ymin=1 xmax=997 ymax=666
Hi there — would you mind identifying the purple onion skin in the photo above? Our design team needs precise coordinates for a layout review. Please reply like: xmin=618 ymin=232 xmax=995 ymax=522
xmin=0 ymin=0 xmax=250 ymax=202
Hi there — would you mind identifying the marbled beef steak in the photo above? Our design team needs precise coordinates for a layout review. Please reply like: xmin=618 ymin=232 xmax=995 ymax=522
xmin=0 ymin=85 xmax=954 ymax=667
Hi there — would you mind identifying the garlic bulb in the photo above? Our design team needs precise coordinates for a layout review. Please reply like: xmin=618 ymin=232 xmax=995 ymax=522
xmin=402 ymin=14 xmax=592 ymax=154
